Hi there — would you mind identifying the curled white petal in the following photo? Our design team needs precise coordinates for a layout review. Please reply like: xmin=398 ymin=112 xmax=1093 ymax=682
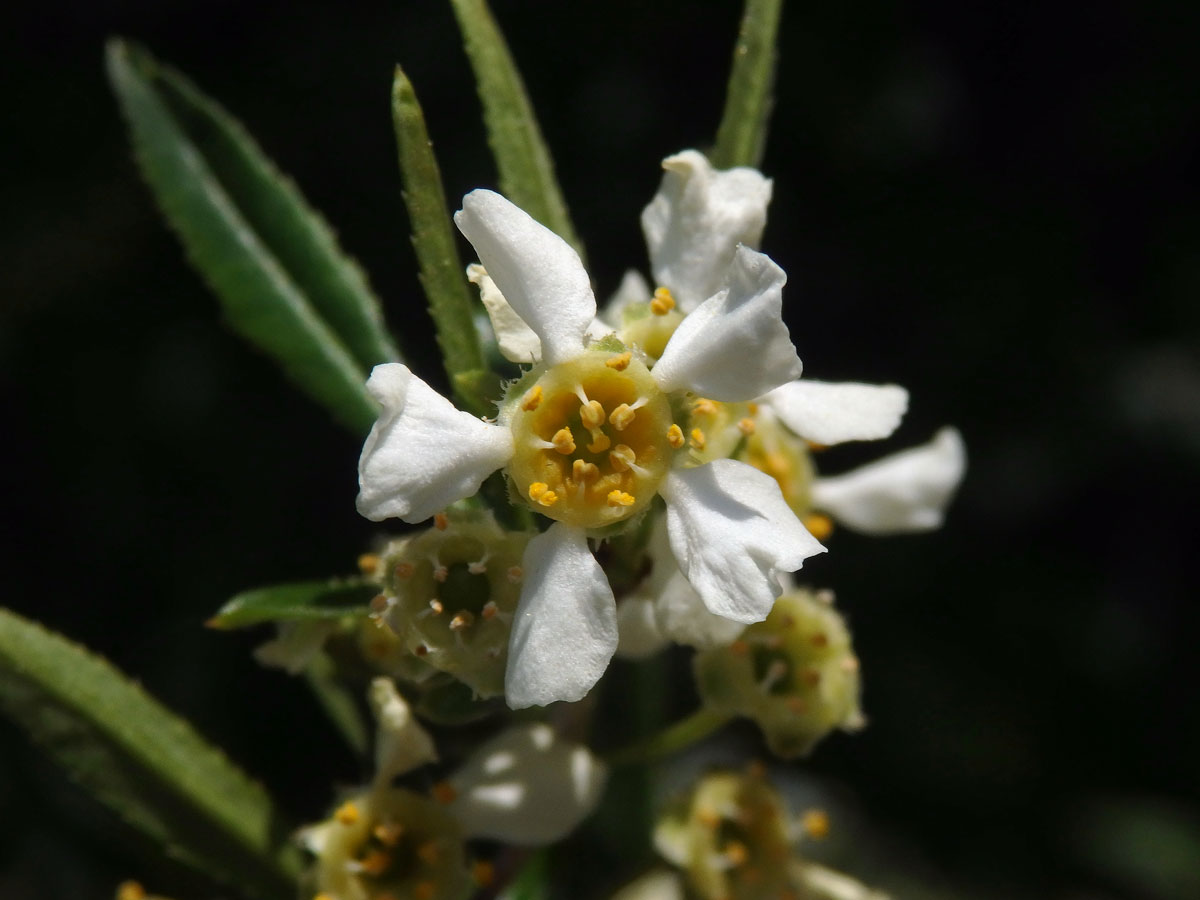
xmin=455 ymin=190 xmax=596 ymax=366
xmin=763 ymin=380 xmax=909 ymax=445
xmin=652 ymin=246 xmax=802 ymax=401
xmin=811 ymin=427 xmax=967 ymax=534
xmin=641 ymin=149 xmax=772 ymax=312
xmin=369 ymin=677 xmax=436 ymax=785
xmin=467 ymin=263 xmax=542 ymax=363
xmin=653 ymin=569 xmax=746 ymax=648
xmin=662 ymin=461 xmax=826 ymax=623
xmin=449 ymin=723 xmax=607 ymax=845
xmin=356 ymin=364 xmax=513 ymax=523
xmin=505 ymin=523 xmax=618 ymax=708
xmin=615 ymin=596 xmax=669 ymax=660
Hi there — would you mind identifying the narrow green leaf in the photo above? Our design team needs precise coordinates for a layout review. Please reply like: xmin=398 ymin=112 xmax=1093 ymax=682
xmin=499 ymin=849 xmax=549 ymax=900
xmin=391 ymin=66 xmax=490 ymax=416
xmin=0 ymin=607 xmax=302 ymax=898
xmin=447 ymin=0 xmax=583 ymax=257
xmin=208 ymin=578 xmax=376 ymax=630
xmin=711 ymin=0 xmax=785 ymax=169
xmin=106 ymin=39 xmax=382 ymax=435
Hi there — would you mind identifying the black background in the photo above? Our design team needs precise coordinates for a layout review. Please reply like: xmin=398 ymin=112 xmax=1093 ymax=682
xmin=2 ymin=1 xmax=1198 ymax=898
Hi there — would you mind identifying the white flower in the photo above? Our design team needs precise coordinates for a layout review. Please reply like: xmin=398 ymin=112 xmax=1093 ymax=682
xmin=358 ymin=189 xmax=823 ymax=708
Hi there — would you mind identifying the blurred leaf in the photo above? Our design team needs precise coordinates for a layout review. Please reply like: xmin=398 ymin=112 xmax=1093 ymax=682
xmin=208 ymin=578 xmax=376 ymax=629
xmin=711 ymin=0 xmax=784 ymax=169
xmin=391 ymin=66 xmax=490 ymax=415
xmin=106 ymin=39 xmax=385 ymax=435
xmin=415 ymin=676 xmax=503 ymax=726
xmin=0 ymin=607 xmax=301 ymax=898
xmin=304 ymin=651 xmax=370 ymax=757
xmin=498 ymin=849 xmax=549 ymax=900
xmin=447 ymin=0 xmax=583 ymax=257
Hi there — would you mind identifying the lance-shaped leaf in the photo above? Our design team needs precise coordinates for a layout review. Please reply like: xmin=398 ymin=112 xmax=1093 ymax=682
xmin=207 ymin=577 xmax=377 ymax=630
xmin=107 ymin=39 xmax=394 ymax=435
xmin=711 ymin=0 xmax=784 ymax=169
xmin=447 ymin=0 xmax=583 ymax=258
xmin=392 ymin=66 xmax=491 ymax=416
xmin=0 ymin=607 xmax=302 ymax=898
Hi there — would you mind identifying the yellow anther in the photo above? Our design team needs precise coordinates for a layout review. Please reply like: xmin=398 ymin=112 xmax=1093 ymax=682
xmin=689 ymin=427 xmax=707 ymax=450
xmin=507 ymin=565 xmax=523 ymax=583
xmin=428 ymin=599 xmax=444 ymax=615
xmin=609 ymin=444 xmax=638 ymax=472
xmin=357 ymin=553 xmax=381 ymax=575
xmin=433 ymin=512 xmax=449 ymax=531
xmin=432 ymin=565 xmax=448 ymax=583
xmin=334 ymin=800 xmax=360 ymax=825
xmin=667 ymin=423 xmax=685 ymax=448
xmin=803 ymin=808 xmax=831 ymax=840
xmin=803 ymin=513 xmax=834 ymax=542
xmin=417 ymin=840 xmax=442 ymax=865
xmin=737 ymin=417 xmax=756 ymax=435
xmin=116 ymin=882 xmax=146 ymax=900
xmin=528 ymin=482 xmax=559 ymax=507
xmin=472 ymin=860 xmax=497 ymax=887
xmin=359 ymin=849 xmax=393 ymax=877
xmin=551 ymin=427 xmax=577 ymax=454
xmin=449 ymin=610 xmax=475 ymax=631
xmin=747 ymin=402 xmax=760 ymax=414
xmin=481 ymin=601 xmax=499 ymax=620
xmin=394 ymin=561 xmax=415 ymax=578
xmin=587 ymin=431 xmax=611 ymax=453
xmin=605 ymin=351 xmax=632 ymax=371
xmin=692 ymin=397 xmax=719 ymax=416
xmin=468 ymin=559 xmax=487 ymax=574
xmin=431 ymin=781 xmax=457 ymax=804
xmin=521 ymin=384 xmax=543 ymax=411
xmin=723 ymin=840 xmax=750 ymax=866
xmin=764 ymin=452 xmax=790 ymax=476
xmin=572 ymin=459 xmax=600 ymax=482
xmin=374 ymin=821 xmax=404 ymax=846
xmin=414 ymin=882 xmax=436 ymax=900
xmin=607 ymin=490 xmax=636 ymax=507
xmin=609 ymin=403 xmax=637 ymax=431
xmin=580 ymin=398 xmax=606 ymax=429
xmin=651 ymin=286 xmax=676 ymax=315
xmin=810 ymin=631 xmax=830 ymax=648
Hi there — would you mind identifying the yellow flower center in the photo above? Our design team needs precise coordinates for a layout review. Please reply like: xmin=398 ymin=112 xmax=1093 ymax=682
xmin=507 ymin=350 xmax=674 ymax=529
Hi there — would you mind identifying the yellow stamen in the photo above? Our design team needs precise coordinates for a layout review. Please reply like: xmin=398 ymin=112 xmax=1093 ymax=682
xmin=394 ymin=561 xmax=414 ymax=578
xmin=551 ymin=427 xmax=576 ymax=454
xmin=609 ymin=444 xmax=638 ymax=472
xmin=357 ymin=553 xmax=381 ymax=575
xmin=651 ymin=286 xmax=675 ymax=315
xmin=433 ymin=512 xmax=449 ymax=531
xmin=449 ymin=610 xmax=475 ymax=631
xmin=803 ymin=513 xmax=834 ymax=542
xmin=810 ymin=631 xmax=830 ymax=648
xmin=528 ymin=483 xmax=558 ymax=507
xmin=116 ymin=882 xmax=146 ymax=900
xmin=689 ymin=427 xmax=707 ymax=450
xmin=697 ymin=808 xmax=721 ymax=829
xmin=431 ymin=781 xmax=457 ymax=804
xmin=359 ymin=849 xmax=392 ymax=877
xmin=605 ymin=351 xmax=632 ymax=371
xmin=587 ymin=431 xmax=611 ymax=453
xmin=521 ymin=384 xmax=543 ymax=411
xmin=481 ymin=601 xmax=499 ymax=620
xmin=572 ymin=459 xmax=600 ymax=482
xmin=693 ymin=397 xmax=718 ymax=416
xmin=580 ymin=398 xmax=606 ymax=429
xmin=607 ymin=490 xmax=636 ymax=507
xmin=764 ymin=452 xmax=790 ymax=476
xmin=609 ymin=403 xmax=637 ymax=431
xmin=723 ymin=840 xmax=749 ymax=866
xmin=807 ymin=440 xmax=829 ymax=452
xmin=803 ymin=808 xmax=831 ymax=840
xmin=428 ymin=599 xmax=444 ymax=615
xmin=667 ymin=423 xmax=685 ymax=448
xmin=472 ymin=860 xmax=497 ymax=887
xmin=374 ymin=821 xmax=404 ymax=846
xmin=334 ymin=800 xmax=360 ymax=825
xmin=737 ymin=417 xmax=756 ymax=435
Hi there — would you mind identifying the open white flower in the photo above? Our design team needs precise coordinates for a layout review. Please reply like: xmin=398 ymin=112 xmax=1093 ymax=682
xmin=358 ymin=189 xmax=824 ymax=709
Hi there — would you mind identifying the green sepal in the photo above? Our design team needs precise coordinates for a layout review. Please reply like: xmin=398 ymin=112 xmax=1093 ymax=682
xmin=106 ymin=39 xmax=389 ymax=436
xmin=0 ymin=607 xmax=302 ymax=898
xmin=711 ymin=0 xmax=785 ymax=169
xmin=392 ymin=66 xmax=491 ymax=415
xmin=447 ymin=0 xmax=584 ymax=257
xmin=208 ymin=578 xmax=377 ymax=630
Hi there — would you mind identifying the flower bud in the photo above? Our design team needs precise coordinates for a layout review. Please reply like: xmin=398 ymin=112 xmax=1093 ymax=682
xmin=693 ymin=589 xmax=863 ymax=759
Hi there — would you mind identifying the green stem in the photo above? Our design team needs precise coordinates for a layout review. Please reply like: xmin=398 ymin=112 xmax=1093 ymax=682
xmin=605 ymin=707 xmax=732 ymax=768
xmin=711 ymin=0 xmax=785 ymax=169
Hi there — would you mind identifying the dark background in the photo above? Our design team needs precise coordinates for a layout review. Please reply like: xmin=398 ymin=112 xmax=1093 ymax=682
xmin=2 ymin=1 xmax=1198 ymax=898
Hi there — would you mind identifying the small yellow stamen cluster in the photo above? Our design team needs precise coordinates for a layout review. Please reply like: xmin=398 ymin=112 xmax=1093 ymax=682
xmin=651 ymin=286 xmax=676 ymax=315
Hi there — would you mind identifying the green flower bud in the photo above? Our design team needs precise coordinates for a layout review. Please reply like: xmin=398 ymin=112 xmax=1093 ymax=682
xmin=377 ymin=512 xmax=530 ymax=698
xmin=693 ymin=589 xmax=863 ymax=759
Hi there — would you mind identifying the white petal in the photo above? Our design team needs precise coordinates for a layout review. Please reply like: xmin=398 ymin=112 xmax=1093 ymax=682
xmin=611 ymin=870 xmax=687 ymax=900
xmin=449 ymin=723 xmax=607 ymax=845
xmin=356 ymin=363 xmax=513 ymax=523
xmin=662 ymin=461 xmax=826 ymax=623
xmin=467 ymin=263 xmax=542 ymax=363
xmin=504 ymin=523 xmax=618 ymax=708
xmin=252 ymin=621 xmax=336 ymax=675
xmin=654 ymin=569 xmax=746 ymax=648
xmin=369 ymin=677 xmax=437 ymax=785
xmin=764 ymin=380 xmax=909 ymax=445
xmin=455 ymin=190 xmax=596 ymax=366
xmin=615 ymin=596 xmax=669 ymax=659
xmin=641 ymin=149 xmax=772 ymax=312
xmin=811 ymin=427 xmax=967 ymax=534
xmin=652 ymin=246 xmax=802 ymax=401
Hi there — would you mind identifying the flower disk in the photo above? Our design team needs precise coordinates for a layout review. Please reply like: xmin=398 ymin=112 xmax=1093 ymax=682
xmin=506 ymin=350 xmax=674 ymax=530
